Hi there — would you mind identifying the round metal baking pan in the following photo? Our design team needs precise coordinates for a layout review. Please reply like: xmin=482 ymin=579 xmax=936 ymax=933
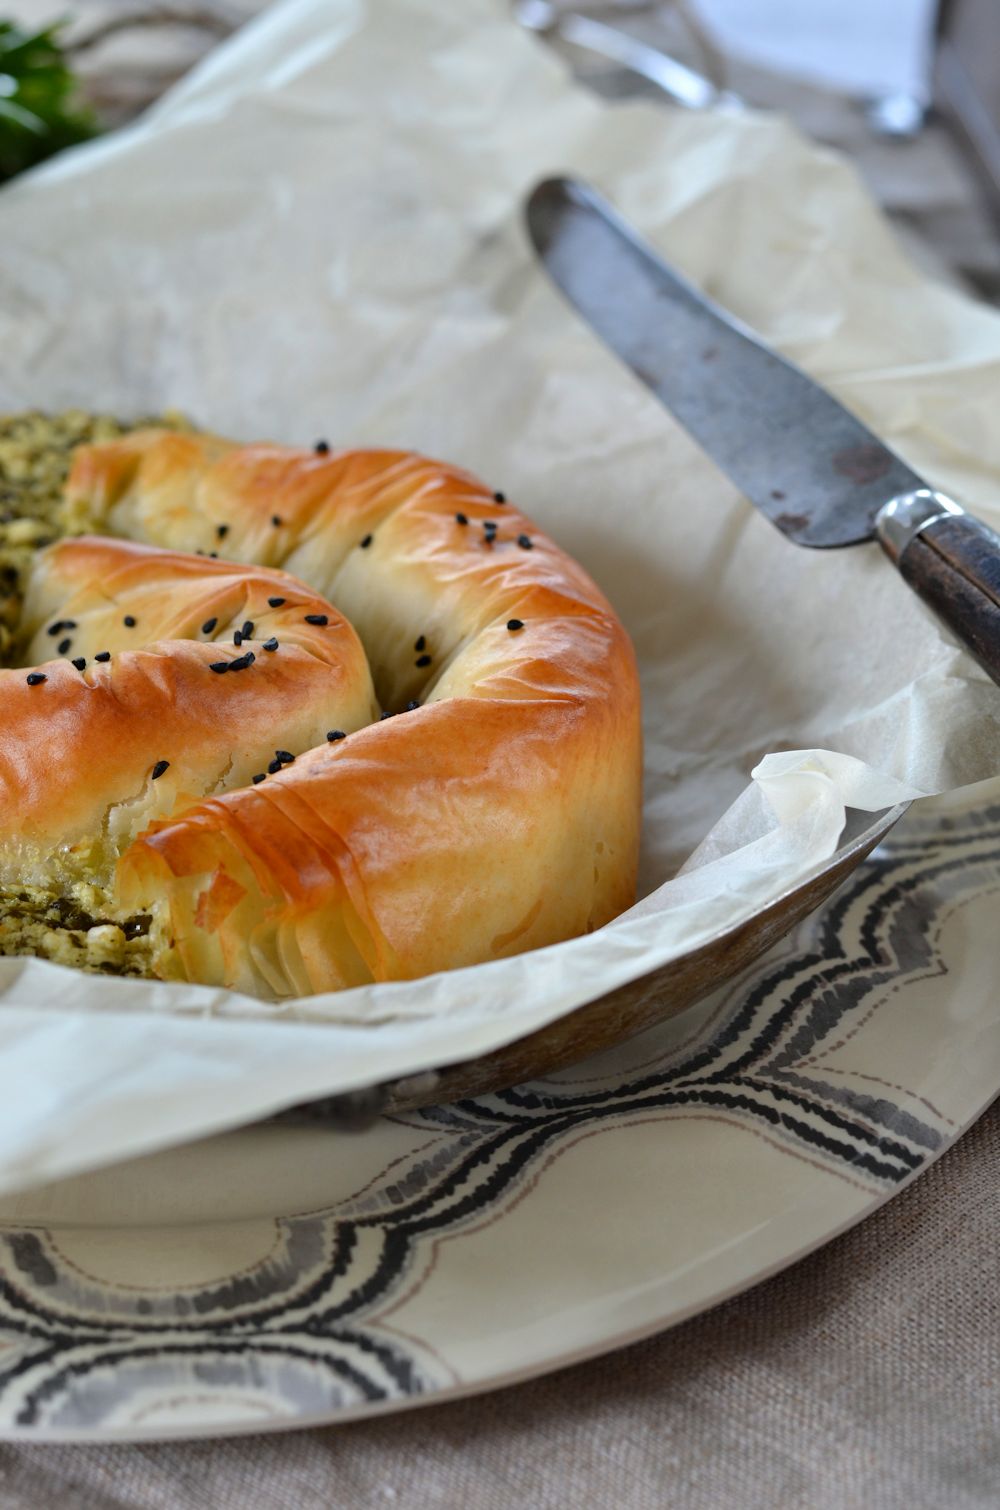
xmin=279 ymin=802 xmax=909 ymax=1127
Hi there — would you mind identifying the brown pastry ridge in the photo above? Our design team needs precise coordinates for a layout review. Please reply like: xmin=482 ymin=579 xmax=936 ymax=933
xmin=62 ymin=430 xmax=643 ymax=998
xmin=6 ymin=535 xmax=377 ymax=889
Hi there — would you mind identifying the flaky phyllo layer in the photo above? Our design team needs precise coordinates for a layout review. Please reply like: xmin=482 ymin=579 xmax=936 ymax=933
xmin=0 ymin=413 xmax=641 ymax=998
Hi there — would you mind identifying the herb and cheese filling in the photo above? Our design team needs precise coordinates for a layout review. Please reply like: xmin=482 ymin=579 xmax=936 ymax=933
xmin=0 ymin=408 xmax=190 ymax=657
xmin=0 ymin=887 xmax=155 ymax=976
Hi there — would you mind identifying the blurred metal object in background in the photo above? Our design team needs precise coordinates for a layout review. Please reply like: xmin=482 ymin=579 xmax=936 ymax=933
xmin=867 ymin=92 xmax=928 ymax=139
xmin=5 ymin=0 xmax=999 ymax=297
xmin=514 ymin=0 xmax=740 ymax=110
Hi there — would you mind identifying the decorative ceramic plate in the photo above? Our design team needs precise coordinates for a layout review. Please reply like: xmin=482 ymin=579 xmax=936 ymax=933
xmin=0 ymin=782 xmax=997 ymax=1442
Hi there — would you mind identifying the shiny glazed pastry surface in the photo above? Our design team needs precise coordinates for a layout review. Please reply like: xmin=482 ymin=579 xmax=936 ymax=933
xmin=8 ymin=535 xmax=377 ymax=882
xmin=12 ymin=428 xmax=642 ymax=998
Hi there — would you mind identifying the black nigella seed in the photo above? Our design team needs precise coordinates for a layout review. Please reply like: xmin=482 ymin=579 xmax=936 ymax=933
xmin=151 ymin=759 xmax=169 ymax=781
xmin=415 ymin=653 xmax=432 ymax=668
xmin=360 ymin=534 xmax=373 ymax=549
xmin=216 ymin=524 xmax=229 ymax=539
xmin=271 ymin=515 xmax=282 ymax=527
xmin=72 ymin=657 xmax=86 ymax=671
xmin=209 ymin=661 xmax=229 ymax=674
xmin=267 ymin=596 xmax=285 ymax=608
xmin=507 ymin=618 xmax=524 ymax=632
xmin=242 ymin=621 xmax=253 ymax=640
xmin=314 ymin=440 xmax=330 ymax=454
xmin=95 ymin=651 xmax=111 ymax=663
xmin=304 ymin=613 xmax=328 ymax=626
xmin=57 ymin=637 xmax=71 ymax=655
xmin=493 ymin=491 xmax=506 ymax=504
xmin=202 ymin=617 xmax=218 ymax=635
xmin=517 ymin=533 xmax=533 ymax=549
xmin=483 ymin=520 xmax=497 ymax=533
xmin=26 ymin=672 xmax=46 ymax=685
xmin=380 ymin=710 xmax=394 ymax=720
xmin=275 ymin=749 xmax=294 ymax=765
xmin=455 ymin=512 xmax=468 ymax=526
xmin=267 ymin=758 xmax=282 ymax=774
xmin=124 ymin=615 xmax=136 ymax=628
xmin=230 ymin=652 xmax=254 ymax=671
xmin=263 ymin=637 xmax=279 ymax=652
xmin=209 ymin=552 xmax=219 ymax=559
xmin=252 ymin=773 xmax=266 ymax=784
xmin=233 ymin=631 xmax=243 ymax=647
xmin=405 ymin=699 xmax=421 ymax=711
xmin=326 ymin=729 xmax=346 ymax=742
xmin=46 ymin=619 xmax=76 ymax=636
xmin=414 ymin=635 xmax=426 ymax=652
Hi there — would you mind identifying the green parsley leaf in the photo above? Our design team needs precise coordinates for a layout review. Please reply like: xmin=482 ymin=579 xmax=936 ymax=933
xmin=0 ymin=19 xmax=98 ymax=183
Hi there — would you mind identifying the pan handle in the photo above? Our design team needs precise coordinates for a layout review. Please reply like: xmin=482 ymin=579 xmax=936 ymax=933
xmin=877 ymin=491 xmax=1000 ymax=688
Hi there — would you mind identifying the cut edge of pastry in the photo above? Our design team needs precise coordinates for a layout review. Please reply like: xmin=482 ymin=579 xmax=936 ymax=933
xmin=0 ymin=410 xmax=192 ymax=976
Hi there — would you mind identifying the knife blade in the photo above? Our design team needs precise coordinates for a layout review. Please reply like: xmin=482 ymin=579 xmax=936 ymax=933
xmin=526 ymin=176 xmax=1000 ymax=687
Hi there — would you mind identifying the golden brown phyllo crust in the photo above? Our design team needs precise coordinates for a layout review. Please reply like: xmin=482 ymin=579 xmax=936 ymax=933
xmin=0 ymin=414 xmax=642 ymax=999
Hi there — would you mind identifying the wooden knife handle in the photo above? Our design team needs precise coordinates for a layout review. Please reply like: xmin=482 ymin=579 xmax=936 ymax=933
xmin=878 ymin=495 xmax=1000 ymax=687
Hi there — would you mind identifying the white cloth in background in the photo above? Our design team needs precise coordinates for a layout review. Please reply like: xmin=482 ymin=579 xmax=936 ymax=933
xmin=695 ymin=0 xmax=938 ymax=102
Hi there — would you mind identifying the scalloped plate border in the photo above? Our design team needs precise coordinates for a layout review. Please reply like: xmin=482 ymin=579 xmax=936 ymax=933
xmin=0 ymin=782 xmax=997 ymax=1442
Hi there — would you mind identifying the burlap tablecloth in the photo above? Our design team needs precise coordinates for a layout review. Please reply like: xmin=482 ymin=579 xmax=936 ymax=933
xmin=0 ymin=1101 xmax=995 ymax=1509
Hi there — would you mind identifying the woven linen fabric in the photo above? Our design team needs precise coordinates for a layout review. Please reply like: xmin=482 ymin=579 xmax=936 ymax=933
xmin=0 ymin=1103 xmax=996 ymax=1510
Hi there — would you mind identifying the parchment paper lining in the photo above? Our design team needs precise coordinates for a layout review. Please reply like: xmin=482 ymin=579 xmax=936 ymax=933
xmin=0 ymin=0 xmax=997 ymax=1192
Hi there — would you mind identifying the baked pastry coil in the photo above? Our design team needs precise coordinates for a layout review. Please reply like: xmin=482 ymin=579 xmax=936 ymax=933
xmin=5 ymin=535 xmax=377 ymax=893
xmin=60 ymin=430 xmax=643 ymax=998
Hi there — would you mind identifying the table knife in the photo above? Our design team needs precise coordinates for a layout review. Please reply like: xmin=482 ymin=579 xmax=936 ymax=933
xmin=526 ymin=177 xmax=1000 ymax=687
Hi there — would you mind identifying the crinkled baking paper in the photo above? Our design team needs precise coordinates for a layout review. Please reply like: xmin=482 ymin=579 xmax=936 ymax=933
xmin=0 ymin=0 xmax=998 ymax=1193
